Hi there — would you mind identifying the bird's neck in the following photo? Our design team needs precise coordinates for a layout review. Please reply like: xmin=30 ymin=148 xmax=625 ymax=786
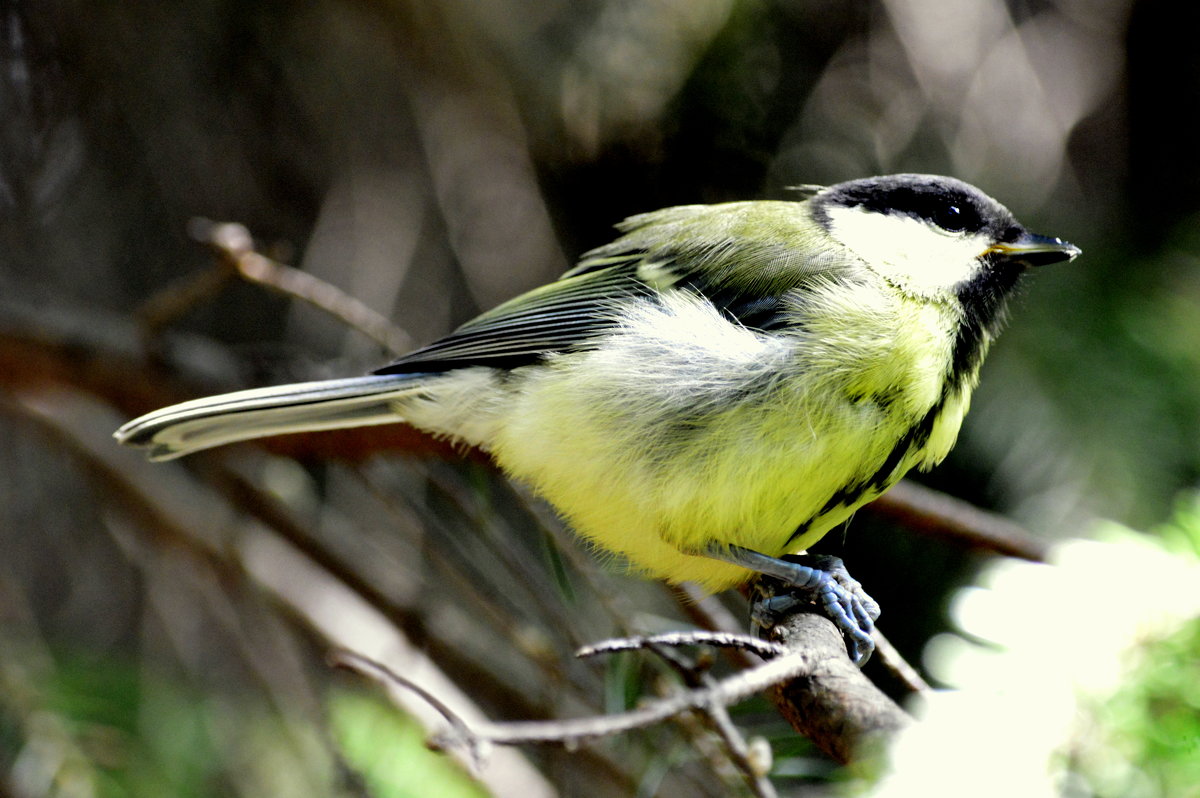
xmin=949 ymin=263 xmax=1025 ymax=389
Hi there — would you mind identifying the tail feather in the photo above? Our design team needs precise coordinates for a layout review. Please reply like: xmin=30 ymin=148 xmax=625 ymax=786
xmin=114 ymin=374 xmax=424 ymax=461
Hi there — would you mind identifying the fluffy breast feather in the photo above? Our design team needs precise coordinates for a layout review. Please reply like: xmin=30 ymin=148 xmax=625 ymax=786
xmin=455 ymin=284 xmax=969 ymax=590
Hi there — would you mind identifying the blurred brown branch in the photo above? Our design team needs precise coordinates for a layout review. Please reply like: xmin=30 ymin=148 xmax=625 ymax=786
xmin=202 ymin=220 xmax=416 ymax=354
xmin=0 ymin=297 xmax=468 ymax=463
xmin=868 ymin=480 xmax=1049 ymax=562
xmin=133 ymin=219 xmax=414 ymax=354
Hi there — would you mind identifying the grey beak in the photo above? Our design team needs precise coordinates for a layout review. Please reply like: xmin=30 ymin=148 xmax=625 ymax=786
xmin=988 ymin=232 xmax=1081 ymax=267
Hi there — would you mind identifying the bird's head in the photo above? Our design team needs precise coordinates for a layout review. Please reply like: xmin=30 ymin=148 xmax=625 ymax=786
xmin=810 ymin=174 xmax=1080 ymax=301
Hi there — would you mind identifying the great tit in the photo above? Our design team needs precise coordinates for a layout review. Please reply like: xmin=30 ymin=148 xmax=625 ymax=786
xmin=115 ymin=174 xmax=1080 ymax=663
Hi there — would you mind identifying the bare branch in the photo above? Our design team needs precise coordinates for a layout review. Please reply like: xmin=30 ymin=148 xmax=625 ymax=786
xmin=873 ymin=631 xmax=932 ymax=696
xmin=763 ymin=611 xmax=911 ymax=764
xmin=335 ymin=605 xmax=909 ymax=774
xmin=576 ymin=632 xmax=786 ymax=661
xmin=869 ymin=480 xmax=1048 ymax=562
xmin=330 ymin=649 xmax=491 ymax=771
xmin=133 ymin=262 xmax=238 ymax=339
xmin=336 ymin=641 xmax=811 ymax=749
xmin=631 ymin=639 xmax=780 ymax=798
xmin=127 ymin=220 xmax=415 ymax=355
xmin=698 ymin=702 xmax=777 ymax=798
xmin=192 ymin=219 xmax=415 ymax=354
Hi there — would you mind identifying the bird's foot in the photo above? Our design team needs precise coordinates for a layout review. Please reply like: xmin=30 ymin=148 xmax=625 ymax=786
xmin=701 ymin=545 xmax=880 ymax=666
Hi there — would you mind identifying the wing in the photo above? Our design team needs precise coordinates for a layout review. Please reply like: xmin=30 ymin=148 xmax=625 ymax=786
xmin=375 ymin=263 xmax=652 ymax=373
xmin=375 ymin=200 xmax=839 ymax=375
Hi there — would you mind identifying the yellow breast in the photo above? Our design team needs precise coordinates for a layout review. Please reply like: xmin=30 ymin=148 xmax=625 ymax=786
xmin=480 ymin=286 xmax=971 ymax=591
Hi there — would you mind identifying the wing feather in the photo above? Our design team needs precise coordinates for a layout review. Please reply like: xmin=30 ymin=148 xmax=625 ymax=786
xmin=375 ymin=263 xmax=648 ymax=373
xmin=376 ymin=200 xmax=841 ymax=375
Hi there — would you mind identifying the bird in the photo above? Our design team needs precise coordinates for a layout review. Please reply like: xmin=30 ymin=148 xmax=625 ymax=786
xmin=115 ymin=174 xmax=1080 ymax=663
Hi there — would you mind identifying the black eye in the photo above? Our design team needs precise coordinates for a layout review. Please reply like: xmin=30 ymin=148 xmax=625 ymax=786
xmin=934 ymin=203 xmax=966 ymax=232
xmin=878 ymin=188 xmax=981 ymax=232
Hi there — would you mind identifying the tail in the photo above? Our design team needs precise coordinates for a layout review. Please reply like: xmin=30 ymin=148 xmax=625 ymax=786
xmin=114 ymin=374 xmax=426 ymax=461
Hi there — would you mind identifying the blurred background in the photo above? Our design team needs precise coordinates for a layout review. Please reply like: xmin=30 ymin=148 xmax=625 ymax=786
xmin=2 ymin=0 xmax=1199 ymax=795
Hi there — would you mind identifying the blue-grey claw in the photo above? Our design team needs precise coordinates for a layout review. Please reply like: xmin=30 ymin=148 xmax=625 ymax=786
xmin=706 ymin=546 xmax=879 ymax=666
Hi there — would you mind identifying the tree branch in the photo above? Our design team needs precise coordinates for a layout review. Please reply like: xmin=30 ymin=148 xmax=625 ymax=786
xmin=196 ymin=219 xmax=415 ymax=354
xmin=762 ymin=611 xmax=911 ymax=764
xmin=576 ymin=631 xmax=786 ymax=661
xmin=868 ymin=480 xmax=1047 ymax=562
xmin=336 ymin=607 xmax=911 ymax=774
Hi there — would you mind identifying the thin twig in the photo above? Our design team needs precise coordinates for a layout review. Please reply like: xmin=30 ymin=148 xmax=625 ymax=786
xmin=134 ymin=263 xmax=238 ymax=338
xmin=872 ymin=631 xmax=932 ymax=695
xmin=700 ymin=700 xmax=776 ymax=798
xmin=191 ymin=219 xmax=414 ymax=354
xmin=674 ymin=582 xmax=928 ymax=699
xmin=577 ymin=632 xmax=786 ymax=661
xmin=339 ymin=641 xmax=819 ymax=750
xmin=330 ymin=649 xmax=491 ymax=770
xmin=636 ymin=641 xmax=779 ymax=798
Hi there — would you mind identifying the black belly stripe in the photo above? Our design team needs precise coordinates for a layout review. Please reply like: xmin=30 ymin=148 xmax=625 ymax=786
xmin=783 ymin=261 xmax=1023 ymax=550
xmin=783 ymin=390 xmax=951 ymax=549
xmin=863 ymin=394 xmax=946 ymax=493
xmin=783 ymin=520 xmax=812 ymax=548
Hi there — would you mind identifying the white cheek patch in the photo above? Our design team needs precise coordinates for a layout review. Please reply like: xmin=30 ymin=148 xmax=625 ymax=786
xmin=824 ymin=205 xmax=990 ymax=297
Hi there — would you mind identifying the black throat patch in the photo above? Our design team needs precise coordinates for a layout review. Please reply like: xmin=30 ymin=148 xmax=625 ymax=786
xmin=949 ymin=254 xmax=1026 ymax=389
